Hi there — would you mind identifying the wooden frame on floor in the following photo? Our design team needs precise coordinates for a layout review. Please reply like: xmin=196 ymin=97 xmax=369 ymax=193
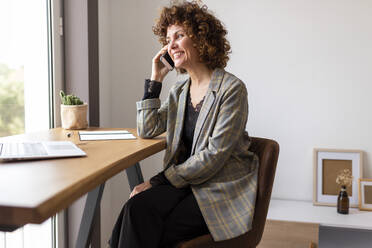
xmin=313 ymin=148 xmax=363 ymax=207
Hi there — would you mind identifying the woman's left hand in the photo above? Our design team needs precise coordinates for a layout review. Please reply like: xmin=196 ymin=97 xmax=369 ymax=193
xmin=129 ymin=181 xmax=152 ymax=198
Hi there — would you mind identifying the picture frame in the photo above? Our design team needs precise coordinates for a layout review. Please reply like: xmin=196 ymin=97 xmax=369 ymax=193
xmin=358 ymin=178 xmax=372 ymax=211
xmin=313 ymin=148 xmax=363 ymax=207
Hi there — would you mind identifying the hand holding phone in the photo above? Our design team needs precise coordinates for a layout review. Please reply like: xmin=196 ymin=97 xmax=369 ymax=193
xmin=151 ymin=47 xmax=173 ymax=82
xmin=160 ymin=51 xmax=174 ymax=71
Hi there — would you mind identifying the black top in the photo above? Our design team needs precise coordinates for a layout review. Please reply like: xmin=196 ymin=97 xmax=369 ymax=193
xmin=177 ymin=90 xmax=205 ymax=164
xmin=142 ymin=79 xmax=204 ymax=187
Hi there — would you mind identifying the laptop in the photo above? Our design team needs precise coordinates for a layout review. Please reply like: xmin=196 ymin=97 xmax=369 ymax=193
xmin=0 ymin=141 xmax=86 ymax=162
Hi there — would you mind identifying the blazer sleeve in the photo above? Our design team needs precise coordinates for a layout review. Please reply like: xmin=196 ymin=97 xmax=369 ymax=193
xmin=136 ymin=93 xmax=169 ymax=139
xmin=164 ymin=80 xmax=248 ymax=188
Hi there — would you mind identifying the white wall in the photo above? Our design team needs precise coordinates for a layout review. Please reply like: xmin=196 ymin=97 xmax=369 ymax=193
xmin=99 ymin=0 xmax=372 ymax=246
xmin=99 ymin=0 xmax=176 ymax=246
xmin=201 ymin=0 xmax=372 ymax=200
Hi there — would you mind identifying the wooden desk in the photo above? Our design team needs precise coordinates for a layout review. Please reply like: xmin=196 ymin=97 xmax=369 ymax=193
xmin=0 ymin=127 xmax=166 ymax=246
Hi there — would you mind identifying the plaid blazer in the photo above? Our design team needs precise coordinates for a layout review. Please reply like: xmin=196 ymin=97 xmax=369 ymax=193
xmin=136 ymin=68 xmax=258 ymax=241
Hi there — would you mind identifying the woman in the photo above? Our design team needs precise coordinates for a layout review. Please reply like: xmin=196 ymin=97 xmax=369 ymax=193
xmin=109 ymin=1 xmax=258 ymax=248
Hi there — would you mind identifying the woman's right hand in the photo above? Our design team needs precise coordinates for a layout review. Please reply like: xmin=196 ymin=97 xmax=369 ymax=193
xmin=129 ymin=181 xmax=152 ymax=199
xmin=151 ymin=45 xmax=170 ymax=82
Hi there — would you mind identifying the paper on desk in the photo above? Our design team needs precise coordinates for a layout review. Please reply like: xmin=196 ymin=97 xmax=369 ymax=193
xmin=78 ymin=130 xmax=137 ymax=141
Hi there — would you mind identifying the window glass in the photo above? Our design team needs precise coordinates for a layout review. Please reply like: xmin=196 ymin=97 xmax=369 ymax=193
xmin=0 ymin=0 xmax=53 ymax=247
xmin=0 ymin=0 xmax=50 ymax=137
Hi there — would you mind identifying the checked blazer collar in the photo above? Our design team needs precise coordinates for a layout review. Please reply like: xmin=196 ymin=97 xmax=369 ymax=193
xmin=169 ymin=68 xmax=225 ymax=160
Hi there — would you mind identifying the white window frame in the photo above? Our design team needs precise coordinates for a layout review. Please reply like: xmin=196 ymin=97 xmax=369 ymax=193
xmin=49 ymin=0 xmax=66 ymax=247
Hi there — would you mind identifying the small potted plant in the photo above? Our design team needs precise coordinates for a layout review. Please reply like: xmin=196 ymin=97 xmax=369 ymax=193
xmin=60 ymin=90 xmax=88 ymax=130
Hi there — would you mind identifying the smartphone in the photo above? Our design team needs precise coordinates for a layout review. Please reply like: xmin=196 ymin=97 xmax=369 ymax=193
xmin=160 ymin=51 xmax=175 ymax=71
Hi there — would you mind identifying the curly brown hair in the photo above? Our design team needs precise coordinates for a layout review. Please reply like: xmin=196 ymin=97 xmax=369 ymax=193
xmin=153 ymin=1 xmax=231 ymax=73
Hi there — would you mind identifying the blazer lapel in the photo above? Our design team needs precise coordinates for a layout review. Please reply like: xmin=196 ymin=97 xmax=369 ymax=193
xmin=191 ymin=69 xmax=224 ymax=155
xmin=169 ymin=80 xmax=189 ymax=160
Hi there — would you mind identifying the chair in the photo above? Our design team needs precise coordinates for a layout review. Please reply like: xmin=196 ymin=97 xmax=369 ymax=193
xmin=176 ymin=137 xmax=280 ymax=248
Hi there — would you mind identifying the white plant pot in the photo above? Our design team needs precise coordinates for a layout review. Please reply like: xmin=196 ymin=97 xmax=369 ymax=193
xmin=61 ymin=103 xmax=88 ymax=130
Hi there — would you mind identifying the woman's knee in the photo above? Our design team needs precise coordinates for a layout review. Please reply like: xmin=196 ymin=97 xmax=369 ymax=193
xmin=125 ymin=190 xmax=160 ymax=219
xmin=125 ymin=194 xmax=149 ymax=215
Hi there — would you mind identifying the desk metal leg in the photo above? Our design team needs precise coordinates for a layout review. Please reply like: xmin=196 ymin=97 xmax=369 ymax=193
xmin=75 ymin=162 xmax=144 ymax=248
xmin=125 ymin=162 xmax=144 ymax=191
xmin=75 ymin=183 xmax=105 ymax=248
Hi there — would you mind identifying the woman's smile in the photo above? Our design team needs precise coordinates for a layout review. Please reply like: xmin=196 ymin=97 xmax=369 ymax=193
xmin=172 ymin=51 xmax=184 ymax=59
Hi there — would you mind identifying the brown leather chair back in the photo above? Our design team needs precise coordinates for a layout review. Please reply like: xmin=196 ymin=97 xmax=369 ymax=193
xmin=177 ymin=137 xmax=280 ymax=248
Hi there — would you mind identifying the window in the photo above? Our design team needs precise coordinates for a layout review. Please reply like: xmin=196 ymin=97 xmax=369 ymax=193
xmin=0 ymin=0 xmax=62 ymax=247
xmin=0 ymin=1 xmax=50 ymax=135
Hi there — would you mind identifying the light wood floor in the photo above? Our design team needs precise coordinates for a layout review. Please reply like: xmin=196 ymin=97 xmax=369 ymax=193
xmin=257 ymin=220 xmax=319 ymax=248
